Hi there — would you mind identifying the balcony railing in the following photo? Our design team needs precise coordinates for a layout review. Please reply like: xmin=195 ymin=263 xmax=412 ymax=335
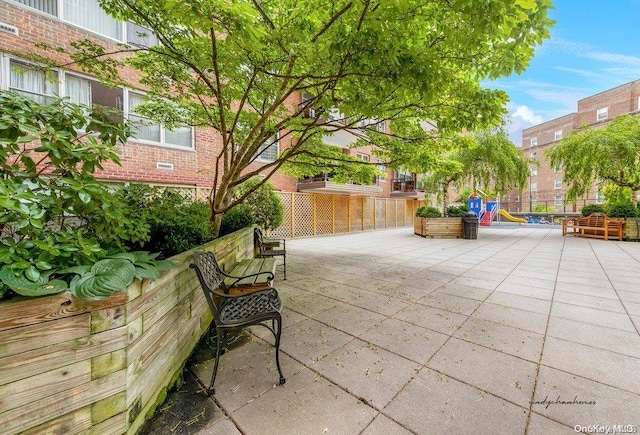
xmin=392 ymin=178 xmax=418 ymax=192
xmin=297 ymin=173 xmax=382 ymax=195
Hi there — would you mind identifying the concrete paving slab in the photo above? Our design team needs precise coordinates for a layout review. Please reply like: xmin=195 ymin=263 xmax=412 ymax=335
xmin=145 ymin=226 xmax=640 ymax=434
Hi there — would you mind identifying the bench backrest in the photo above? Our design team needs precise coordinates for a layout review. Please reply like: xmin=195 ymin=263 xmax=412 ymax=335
xmin=579 ymin=213 xmax=607 ymax=227
xmin=190 ymin=252 xmax=228 ymax=314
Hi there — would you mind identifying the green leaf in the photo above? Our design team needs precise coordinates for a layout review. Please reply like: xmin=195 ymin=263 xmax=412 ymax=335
xmin=0 ymin=267 xmax=66 ymax=296
xmin=25 ymin=266 xmax=41 ymax=282
xmin=78 ymin=191 xmax=91 ymax=203
xmin=134 ymin=263 xmax=161 ymax=280
xmin=58 ymin=264 xmax=92 ymax=275
xmin=69 ymin=258 xmax=135 ymax=300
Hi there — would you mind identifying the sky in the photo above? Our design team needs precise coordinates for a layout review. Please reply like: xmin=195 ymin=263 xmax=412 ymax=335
xmin=489 ymin=0 xmax=640 ymax=146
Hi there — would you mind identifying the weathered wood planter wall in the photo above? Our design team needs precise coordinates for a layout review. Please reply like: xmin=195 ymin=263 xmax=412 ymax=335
xmin=0 ymin=227 xmax=255 ymax=435
xmin=414 ymin=217 xmax=463 ymax=238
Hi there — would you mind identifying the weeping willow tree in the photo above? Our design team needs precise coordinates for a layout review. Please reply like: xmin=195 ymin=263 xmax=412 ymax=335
xmin=420 ymin=128 xmax=531 ymax=212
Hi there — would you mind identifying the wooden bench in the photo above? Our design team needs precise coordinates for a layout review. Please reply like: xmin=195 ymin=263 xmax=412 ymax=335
xmin=562 ymin=213 xmax=624 ymax=241
xmin=224 ymin=257 xmax=276 ymax=294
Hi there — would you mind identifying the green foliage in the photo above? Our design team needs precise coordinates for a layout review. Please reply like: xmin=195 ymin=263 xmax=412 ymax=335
xmin=420 ymin=128 xmax=531 ymax=210
xmin=0 ymin=91 xmax=169 ymax=300
xmin=42 ymin=0 xmax=553 ymax=234
xmin=416 ymin=206 xmax=442 ymax=218
xmin=446 ymin=205 xmax=470 ymax=217
xmin=532 ymin=204 xmax=557 ymax=213
xmin=580 ymin=204 xmax=606 ymax=216
xmin=219 ymin=204 xmax=256 ymax=237
xmin=234 ymin=178 xmax=284 ymax=231
xmin=547 ymin=115 xmax=640 ymax=201
xmin=118 ymin=185 xmax=214 ymax=259
xmin=602 ymin=184 xmax=633 ymax=207
xmin=605 ymin=202 xmax=639 ymax=218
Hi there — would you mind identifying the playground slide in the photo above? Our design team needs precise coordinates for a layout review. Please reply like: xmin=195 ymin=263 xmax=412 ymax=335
xmin=498 ymin=209 xmax=528 ymax=224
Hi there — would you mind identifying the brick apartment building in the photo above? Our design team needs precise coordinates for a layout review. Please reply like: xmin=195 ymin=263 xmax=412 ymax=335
xmin=503 ymin=79 xmax=640 ymax=214
xmin=0 ymin=0 xmax=423 ymax=202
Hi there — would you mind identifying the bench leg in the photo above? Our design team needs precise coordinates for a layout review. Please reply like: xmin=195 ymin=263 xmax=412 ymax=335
xmin=207 ymin=328 xmax=227 ymax=396
xmin=274 ymin=317 xmax=286 ymax=385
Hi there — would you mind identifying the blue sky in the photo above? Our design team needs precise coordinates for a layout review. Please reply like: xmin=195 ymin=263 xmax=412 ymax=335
xmin=490 ymin=0 xmax=640 ymax=146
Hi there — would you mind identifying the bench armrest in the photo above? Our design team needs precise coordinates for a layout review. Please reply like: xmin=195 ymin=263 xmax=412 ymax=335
xmin=225 ymin=270 xmax=275 ymax=287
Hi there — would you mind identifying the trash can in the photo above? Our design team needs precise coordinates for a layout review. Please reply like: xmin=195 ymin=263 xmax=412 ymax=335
xmin=462 ymin=211 xmax=479 ymax=239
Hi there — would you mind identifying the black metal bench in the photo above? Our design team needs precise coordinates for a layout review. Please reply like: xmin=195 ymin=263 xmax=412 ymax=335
xmin=190 ymin=251 xmax=286 ymax=395
xmin=254 ymin=228 xmax=287 ymax=280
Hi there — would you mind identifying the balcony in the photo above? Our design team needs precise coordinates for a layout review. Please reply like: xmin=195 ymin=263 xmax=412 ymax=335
xmin=297 ymin=173 xmax=383 ymax=195
xmin=390 ymin=178 xmax=424 ymax=199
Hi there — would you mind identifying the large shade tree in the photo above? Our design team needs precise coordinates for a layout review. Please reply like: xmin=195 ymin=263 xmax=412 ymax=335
xmin=35 ymin=0 xmax=553 ymax=234
xmin=547 ymin=114 xmax=640 ymax=203
xmin=420 ymin=128 xmax=531 ymax=211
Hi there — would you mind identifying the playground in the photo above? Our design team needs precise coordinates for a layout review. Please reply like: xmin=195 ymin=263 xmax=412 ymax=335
xmin=467 ymin=191 xmax=558 ymax=226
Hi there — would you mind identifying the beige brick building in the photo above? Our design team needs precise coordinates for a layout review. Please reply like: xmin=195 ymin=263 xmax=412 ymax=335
xmin=504 ymin=79 xmax=640 ymax=213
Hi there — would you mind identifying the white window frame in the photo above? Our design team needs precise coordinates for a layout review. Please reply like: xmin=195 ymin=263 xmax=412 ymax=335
xmin=554 ymin=129 xmax=563 ymax=140
xmin=596 ymin=107 xmax=608 ymax=121
xmin=554 ymin=163 xmax=563 ymax=173
xmin=375 ymin=158 xmax=386 ymax=182
xmin=596 ymin=192 xmax=605 ymax=204
xmin=515 ymin=195 xmax=520 ymax=203
xmin=255 ymin=133 xmax=280 ymax=163
xmin=530 ymin=182 xmax=537 ymax=191
xmin=530 ymin=137 xmax=537 ymax=147
xmin=531 ymin=195 xmax=538 ymax=206
xmin=9 ymin=0 xmax=157 ymax=45
xmin=531 ymin=152 xmax=537 ymax=159
xmin=554 ymin=179 xmax=562 ymax=189
xmin=6 ymin=57 xmax=59 ymax=103
xmin=126 ymin=90 xmax=194 ymax=150
xmin=356 ymin=153 xmax=370 ymax=161
xmin=531 ymin=167 xmax=537 ymax=176
xmin=554 ymin=195 xmax=563 ymax=206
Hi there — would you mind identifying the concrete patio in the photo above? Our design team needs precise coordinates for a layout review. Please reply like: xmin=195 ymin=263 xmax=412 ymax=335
xmin=147 ymin=225 xmax=640 ymax=434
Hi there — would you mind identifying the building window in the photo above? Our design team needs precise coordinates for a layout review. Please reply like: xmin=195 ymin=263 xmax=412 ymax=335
xmin=356 ymin=153 xmax=370 ymax=162
xmin=531 ymin=167 xmax=537 ymax=176
xmin=12 ymin=0 xmax=57 ymax=14
xmin=530 ymin=182 xmax=537 ymax=191
xmin=375 ymin=158 xmax=386 ymax=182
xmin=126 ymin=22 xmax=159 ymax=47
xmin=504 ymin=194 xmax=511 ymax=201
xmin=9 ymin=60 xmax=58 ymax=104
xmin=256 ymin=134 xmax=279 ymax=162
xmin=530 ymin=137 xmax=537 ymax=147
xmin=554 ymin=195 xmax=563 ymax=205
xmin=63 ymin=0 xmax=123 ymax=41
xmin=554 ymin=163 xmax=563 ymax=172
xmin=65 ymin=73 xmax=123 ymax=115
xmin=515 ymin=195 xmax=520 ymax=202
xmin=596 ymin=107 xmax=608 ymax=121
xmin=596 ymin=192 xmax=605 ymax=204
xmin=531 ymin=195 xmax=538 ymax=206
xmin=531 ymin=152 xmax=537 ymax=159
xmin=554 ymin=129 xmax=563 ymax=140
xmin=128 ymin=91 xmax=193 ymax=148
xmin=554 ymin=179 xmax=562 ymax=189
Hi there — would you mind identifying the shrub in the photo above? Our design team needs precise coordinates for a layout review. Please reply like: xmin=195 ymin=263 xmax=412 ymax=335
xmin=606 ymin=202 xmax=639 ymax=218
xmin=119 ymin=186 xmax=214 ymax=259
xmin=533 ymin=204 xmax=557 ymax=213
xmin=0 ymin=91 xmax=171 ymax=300
xmin=416 ymin=206 xmax=442 ymax=218
xmin=580 ymin=204 xmax=606 ymax=216
xmin=446 ymin=205 xmax=469 ymax=217
xmin=219 ymin=204 xmax=256 ymax=236
xmin=235 ymin=177 xmax=284 ymax=231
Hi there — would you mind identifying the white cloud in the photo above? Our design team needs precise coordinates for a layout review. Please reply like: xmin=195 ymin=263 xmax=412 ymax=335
xmin=511 ymin=105 xmax=543 ymax=125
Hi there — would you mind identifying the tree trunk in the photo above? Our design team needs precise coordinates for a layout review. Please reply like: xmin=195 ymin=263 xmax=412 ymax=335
xmin=442 ymin=188 xmax=450 ymax=216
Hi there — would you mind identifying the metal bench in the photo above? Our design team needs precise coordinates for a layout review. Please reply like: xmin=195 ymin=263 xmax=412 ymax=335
xmin=254 ymin=228 xmax=287 ymax=280
xmin=190 ymin=251 xmax=286 ymax=395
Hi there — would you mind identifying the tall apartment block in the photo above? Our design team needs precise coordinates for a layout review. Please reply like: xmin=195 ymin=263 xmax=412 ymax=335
xmin=503 ymin=79 xmax=640 ymax=213
xmin=0 ymin=0 xmax=423 ymax=202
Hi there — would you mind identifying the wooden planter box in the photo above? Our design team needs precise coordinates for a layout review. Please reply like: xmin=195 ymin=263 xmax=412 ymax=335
xmin=0 ymin=227 xmax=256 ymax=435
xmin=414 ymin=217 xmax=463 ymax=238
xmin=623 ymin=218 xmax=640 ymax=241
